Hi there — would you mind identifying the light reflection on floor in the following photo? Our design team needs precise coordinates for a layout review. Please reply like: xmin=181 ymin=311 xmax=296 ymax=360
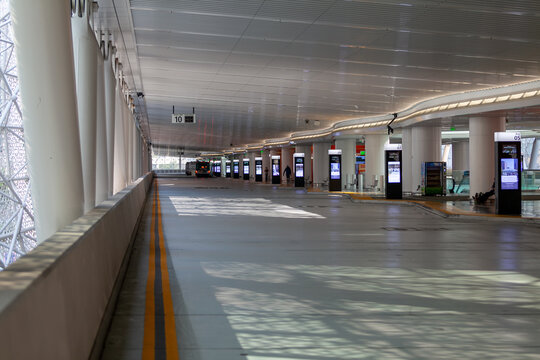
xmin=202 ymin=262 xmax=540 ymax=359
xmin=170 ymin=196 xmax=325 ymax=219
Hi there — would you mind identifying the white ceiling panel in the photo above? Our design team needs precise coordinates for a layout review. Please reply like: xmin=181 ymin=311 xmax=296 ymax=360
xmin=89 ymin=0 xmax=540 ymax=150
xmin=135 ymin=30 xmax=237 ymax=53
xmin=132 ymin=9 xmax=250 ymax=36
xmin=130 ymin=0 xmax=265 ymax=15
xmin=137 ymin=44 xmax=231 ymax=64
xmin=243 ymin=20 xmax=309 ymax=41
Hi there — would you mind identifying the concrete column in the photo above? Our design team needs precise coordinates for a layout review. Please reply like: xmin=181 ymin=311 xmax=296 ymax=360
xmin=10 ymin=0 xmax=84 ymax=241
xmin=411 ymin=126 xmax=441 ymax=192
xmin=262 ymin=149 xmax=271 ymax=183
xmin=104 ymin=45 xmax=116 ymax=197
xmin=313 ymin=142 xmax=331 ymax=188
xmin=365 ymin=134 xmax=388 ymax=190
xmin=72 ymin=12 xmax=98 ymax=213
xmin=95 ymin=45 xmax=108 ymax=205
xmin=295 ymin=144 xmax=312 ymax=186
xmin=113 ymin=79 xmax=127 ymax=193
xmin=529 ymin=138 xmax=540 ymax=169
xmin=469 ymin=116 xmax=505 ymax=197
xmin=281 ymin=147 xmax=294 ymax=184
xmin=402 ymin=128 xmax=412 ymax=193
xmin=452 ymin=141 xmax=469 ymax=171
xmin=335 ymin=138 xmax=357 ymax=190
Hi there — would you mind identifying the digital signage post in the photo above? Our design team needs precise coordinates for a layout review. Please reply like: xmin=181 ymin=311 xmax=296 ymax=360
xmin=494 ymin=132 xmax=521 ymax=215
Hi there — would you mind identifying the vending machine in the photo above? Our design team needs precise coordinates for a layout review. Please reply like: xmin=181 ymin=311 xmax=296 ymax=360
xmin=255 ymin=157 xmax=263 ymax=182
xmin=328 ymin=149 xmax=342 ymax=191
xmin=422 ymin=162 xmax=446 ymax=196
xmin=293 ymin=153 xmax=305 ymax=187
xmin=385 ymin=144 xmax=402 ymax=199
xmin=225 ymin=160 xmax=231 ymax=178
xmin=495 ymin=132 xmax=521 ymax=215
xmin=243 ymin=158 xmax=250 ymax=180
xmin=271 ymin=155 xmax=281 ymax=184
xmin=233 ymin=160 xmax=240 ymax=179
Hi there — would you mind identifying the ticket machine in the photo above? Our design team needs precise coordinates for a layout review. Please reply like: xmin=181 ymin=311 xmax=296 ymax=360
xmin=271 ymin=155 xmax=281 ymax=184
xmin=384 ymin=144 xmax=402 ymax=199
xmin=293 ymin=153 xmax=305 ymax=187
xmin=225 ymin=160 xmax=231 ymax=178
xmin=328 ymin=149 xmax=342 ymax=191
xmin=233 ymin=159 xmax=240 ymax=179
xmin=243 ymin=158 xmax=250 ymax=180
xmin=255 ymin=157 xmax=263 ymax=182
xmin=495 ymin=132 xmax=521 ymax=215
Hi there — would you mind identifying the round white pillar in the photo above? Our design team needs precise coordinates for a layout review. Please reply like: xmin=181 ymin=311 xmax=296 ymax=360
xmin=334 ymin=138 xmax=357 ymax=190
xmin=126 ymin=108 xmax=133 ymax=183
xmin=295 ymin=144 xmax=312 ymax=186
xmin=452 ymin=141 xmax=469 ymax=171
xmin=411 ymin=126 xmax=441 ymax=192
xmin=95 ymin=46 xmax=108 ymax=205
xmin=10 ymin=0 xmax=84 ymax=241
xmin=262 ymin=149 xmax=271 ymax=183
xmin=469 ymin=116 xmax=505 ymax=197
xmin=401 ymin=128 xmax=412 ymax=193
xmin=72 ymin=12 xmax=98 ymax=212
xmin=249 ymin=152 xmax=256 ymax=182
xmin=364 ymin=134 xmax=388 ymax=190
xmin=313 ymin=142 xmax=331 ymax=188
xmin=113 ymin=80 xmax=127 ymax=194
xmin=104 ymin=45 xmax=116 ymax=197
xmin=529 ymin=138 xmax=540 ymax=169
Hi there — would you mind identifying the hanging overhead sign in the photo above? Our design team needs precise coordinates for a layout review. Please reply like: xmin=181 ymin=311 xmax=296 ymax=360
xmin=172 ymin=114 xmax=196 ymax=124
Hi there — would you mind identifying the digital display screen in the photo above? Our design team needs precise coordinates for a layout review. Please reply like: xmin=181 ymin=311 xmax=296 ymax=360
xmin=215 ymin=165 xmax=221 ymax=172
xmin=295 ymin=164 xmax=304 ymax=177
xmin=501 ymin=158 xmax=519 ymax=190
xmin=330 ymin=163 xmax=340 ymax=180
xmin=226 ymin=165 xmax=231 ymax=173
xmin=272 ymin=159 xmax=280 ymax=176
xmin=388 ymin=161 xmax=401 ymax=183
xmin=330 ymin=155 xmax=340 ymax=180
xmin=256 ymin=164 xmax=262 ymax=175
xmin=233 ymin=165 xmax=239 ymax=174
xmin=243 ymin=165 xmax=249 ymax=174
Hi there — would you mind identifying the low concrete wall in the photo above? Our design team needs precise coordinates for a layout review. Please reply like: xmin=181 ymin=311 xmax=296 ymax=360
xmin=0 ymin=173 xmax=153 ymax=360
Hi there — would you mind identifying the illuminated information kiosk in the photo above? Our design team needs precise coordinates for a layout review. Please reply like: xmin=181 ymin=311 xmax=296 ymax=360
xmin=495 ymin=132 xmax=521 ymax=215
xmin=328 ymin=149 xmax=342 ymax=191
xmin=243 ymin=158 xmax=250 ymax=180
xmin=213 ymin=160 xmax=221 ymax=177
xmin=225 ymin=160 xmax=231 ymax=178
xmin=255 ymin=157 xmax=263 ymax=182
xmin=233 ymin=160 xmax=240 ymax=179
xmin=293 ymin=153 xmax=305 ymax=187
xmin=385 ymin=144 xmax=402 ymax=199
xmin=271 ymin=155 xmax=281 ymax=184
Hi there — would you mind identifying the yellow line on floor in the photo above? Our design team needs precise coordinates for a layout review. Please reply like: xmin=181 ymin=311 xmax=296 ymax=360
xmin=157 ymin=183 xmax=180 ymax=360
xmin=142 ymin=180 xmax=180 ymax=359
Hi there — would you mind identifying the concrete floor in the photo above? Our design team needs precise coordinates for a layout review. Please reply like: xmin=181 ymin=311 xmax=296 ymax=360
xmin=102 ymin=177 xmax=540 ymax=360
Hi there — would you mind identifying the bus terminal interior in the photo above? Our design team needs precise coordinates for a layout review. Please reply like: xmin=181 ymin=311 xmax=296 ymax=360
xmin=1 ymin=1 xmax=540 ymax=359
